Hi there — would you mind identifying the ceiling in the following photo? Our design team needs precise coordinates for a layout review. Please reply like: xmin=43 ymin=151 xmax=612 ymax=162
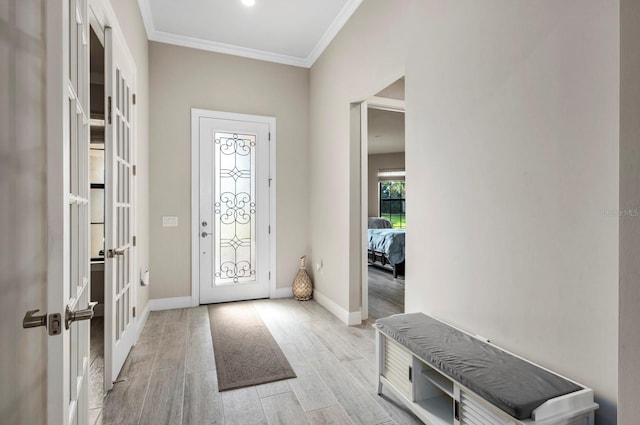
xmin=137 ymin=0 xmax=363 ymax=68
xmin=368 ymin=78 xmax=405 ymax=155
xmin=368 ymin=109 xmax=405 ymax=155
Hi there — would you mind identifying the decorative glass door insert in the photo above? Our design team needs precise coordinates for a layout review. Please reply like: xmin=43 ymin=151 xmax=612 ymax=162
xmin=214 ymin=132 xmax=257 ymax=285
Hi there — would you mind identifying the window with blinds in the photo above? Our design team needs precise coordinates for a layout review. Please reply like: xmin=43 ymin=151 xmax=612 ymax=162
xmin=378 ymin=169 xmax=406 ymax=228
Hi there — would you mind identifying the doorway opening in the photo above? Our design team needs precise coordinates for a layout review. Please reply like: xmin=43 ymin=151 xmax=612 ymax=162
xmin=361 ymin=77 xmax=406 ymax=324
xmin=88 ymin=26 xmax=106 ymax=416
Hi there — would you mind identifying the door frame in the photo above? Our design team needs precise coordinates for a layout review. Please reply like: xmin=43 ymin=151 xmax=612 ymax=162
xmin=191 ymin=109 xmax=277 ymax=306
xmin=360 ymin=96 xmax=405 ymax=321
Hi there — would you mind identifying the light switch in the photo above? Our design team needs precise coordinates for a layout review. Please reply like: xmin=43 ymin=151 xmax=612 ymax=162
xmin=162 ymin=216 xmax=178 ymax=227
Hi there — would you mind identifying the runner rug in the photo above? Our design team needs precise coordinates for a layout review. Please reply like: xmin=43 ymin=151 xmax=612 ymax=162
xmin=208 ymin=302 xmax=296 ymax=391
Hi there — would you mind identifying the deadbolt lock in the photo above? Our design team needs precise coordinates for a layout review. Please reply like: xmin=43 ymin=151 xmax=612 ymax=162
xmin=49 ymin=313 xmax=62 ymax=335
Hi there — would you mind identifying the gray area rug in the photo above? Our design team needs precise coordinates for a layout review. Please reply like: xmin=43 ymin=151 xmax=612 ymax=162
xmin=208 ymin=302 xmax=296 ymax=391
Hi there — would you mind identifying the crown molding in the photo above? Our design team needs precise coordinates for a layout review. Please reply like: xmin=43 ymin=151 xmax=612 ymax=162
xmin=306 ymin=0 xmax=364 ymax=67
xmin=149 ymin=30 xmax=310 ymax=67
xmin=137 ymin=0 xmax=363 ymax=68
xmin=137 ymin=0 xmax=156 ymax=40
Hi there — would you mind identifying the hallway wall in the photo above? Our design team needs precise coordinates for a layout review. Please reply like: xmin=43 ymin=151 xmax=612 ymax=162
xmin=309 ymin=1 xmax=619 ymax=423
xmin=619 ymin=0 xmax=640 ymax=422
xmin=0 ymin=1 xmax=48 ymax=423
xmin=149 ymin=43 xmax=310 ymax=300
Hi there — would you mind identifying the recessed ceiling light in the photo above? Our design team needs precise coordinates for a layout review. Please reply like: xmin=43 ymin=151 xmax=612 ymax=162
xmin=241 ymin=0 xmax=255 ymax=7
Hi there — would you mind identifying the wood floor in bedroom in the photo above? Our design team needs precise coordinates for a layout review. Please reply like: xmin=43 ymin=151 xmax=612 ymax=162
xmin=366 ymin=264 xmax=405 ymax=324
xmin=88 ymin=269 xmax=411 ymax=425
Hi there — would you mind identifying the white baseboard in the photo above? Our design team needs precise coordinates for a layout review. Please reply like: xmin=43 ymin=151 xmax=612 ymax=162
xmin=134 ymin=303 xmax=151 ymax=342
xmin=272 ymin=286 xmax=293 ymax=299
xmin=313 ymin=289 xmax=362 ymax=326
xmin=149 ymin=296 xmax=193 ymax=311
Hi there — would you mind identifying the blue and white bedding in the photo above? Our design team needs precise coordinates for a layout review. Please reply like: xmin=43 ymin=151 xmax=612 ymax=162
xmin=368 ymin=229 xmax=405 ymax=266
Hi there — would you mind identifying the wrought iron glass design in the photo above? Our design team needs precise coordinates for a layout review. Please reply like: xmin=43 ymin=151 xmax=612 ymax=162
xmin=214 ymin=132 xmax=257 ymax=284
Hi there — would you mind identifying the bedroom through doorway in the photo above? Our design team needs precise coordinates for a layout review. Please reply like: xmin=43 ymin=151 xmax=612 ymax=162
xmin=361 ymin=78 xmax=406 ymax=324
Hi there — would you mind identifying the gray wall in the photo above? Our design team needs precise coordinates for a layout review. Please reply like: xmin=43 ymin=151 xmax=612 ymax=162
xmin=310 ymin=0 xmax=408 ymax=312
xmin=0 ymin=1 xmax=47 ymax=423
xmin=405 ymin=2 xmax=618 ymax=421
xmin=149 ymin=43 xmax=310 ymax=299
xmin=368 ymin=153 xmax=405 ymax=217
xmin=619 ymin=0 xmax=640 ymax=422
xmin=309 ymin=1 xmax=618 ymax=423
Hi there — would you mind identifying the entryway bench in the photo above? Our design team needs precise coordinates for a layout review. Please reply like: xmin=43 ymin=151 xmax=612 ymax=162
xmin=375 ymin=313 xmax=598 ymax=425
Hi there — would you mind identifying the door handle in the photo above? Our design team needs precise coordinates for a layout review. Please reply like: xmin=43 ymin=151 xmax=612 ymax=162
xmin=23 ymin=309 xmax=47 ymax=329
xmin=65 ymin=301 xmax=97 ymax=330
xmin=201 ymin=232 xmax=213 ymax=238
xmin=23 ymin=309 xmax=63 ymax=336
xmin=107 ymin=247 xmax=127 ymax=258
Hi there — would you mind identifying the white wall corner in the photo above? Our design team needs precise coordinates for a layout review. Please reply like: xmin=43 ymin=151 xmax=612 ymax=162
xmin=134 ymin=303 xmax=151 ymax=342
xmin=305 ymin=0 xmax=365 ymax=67
xmin=313 ymin=289 xmax=362 ymax=326
xmin=149 ymin=296 xmax=193 ymax=311
xmin=136 ymin=0 xmax=156 ymax=39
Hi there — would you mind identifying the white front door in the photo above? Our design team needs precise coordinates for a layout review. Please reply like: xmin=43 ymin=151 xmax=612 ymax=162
xmin=104 ymin=26 xmax=135 ymax=390
xmin=47 ymin=0 xmax=92 ymax=423
xmin=196 ymin=112 xmax=272 ymax=304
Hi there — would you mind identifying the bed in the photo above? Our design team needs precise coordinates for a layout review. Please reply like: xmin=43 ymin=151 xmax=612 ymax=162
xmin=367 ymin=217 xmax=405 ymax=278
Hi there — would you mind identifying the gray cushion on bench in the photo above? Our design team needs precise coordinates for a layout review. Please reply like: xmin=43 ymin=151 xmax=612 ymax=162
xmin=376 ymin=313 xmax=582 ymax=420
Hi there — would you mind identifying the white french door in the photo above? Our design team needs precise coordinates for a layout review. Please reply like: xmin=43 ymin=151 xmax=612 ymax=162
xmin=104 ymin=26 xmax=135 ymax=390
xmin=47 ymin=0 xmax=92 ymax=423
xmin=195 ymin=112 xmax=272 ymax=304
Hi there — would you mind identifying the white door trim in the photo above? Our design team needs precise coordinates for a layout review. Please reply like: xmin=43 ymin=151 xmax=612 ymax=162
xmin=191 ymin=109 xmax=277 ymax=306
xmin=360 ymin=97 xmax=405 ymax=322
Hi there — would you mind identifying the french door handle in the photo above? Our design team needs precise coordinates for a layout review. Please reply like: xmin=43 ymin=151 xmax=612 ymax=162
xmin=65 ymin=301 xmax=97 ymax=330
xmin=107 ymin=248 xmax=127 ymax=258
xmin=23 ymin=309 xmax=47 ymax=329
xmin=23 ymin=310 xmax=62 ymax=335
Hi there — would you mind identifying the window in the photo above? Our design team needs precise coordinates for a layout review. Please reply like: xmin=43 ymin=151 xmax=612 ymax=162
xmin=379 ymin=169 xmax=405 ymax=229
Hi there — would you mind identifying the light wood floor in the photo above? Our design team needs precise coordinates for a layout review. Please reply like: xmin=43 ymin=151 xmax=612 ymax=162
xmin=89 ymin=297 xmax=420 ymax=425
xmin=366 ymin=265 xmax=405 ymax=323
